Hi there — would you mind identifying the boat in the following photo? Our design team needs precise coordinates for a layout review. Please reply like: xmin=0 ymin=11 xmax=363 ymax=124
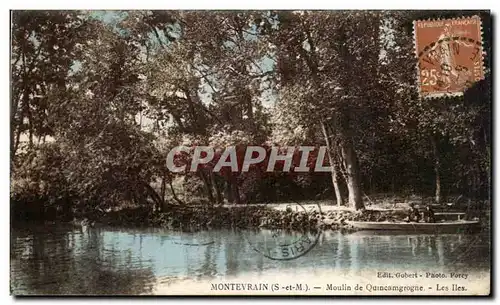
xmin=434 ymin=212 xmax=466 ymax=221
xmin=347 ymin=220 xmax=481 ymax=233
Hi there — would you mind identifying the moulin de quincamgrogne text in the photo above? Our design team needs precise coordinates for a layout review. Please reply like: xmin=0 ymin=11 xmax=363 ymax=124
xmin=208 ymin=271 xmax=475 ymax=294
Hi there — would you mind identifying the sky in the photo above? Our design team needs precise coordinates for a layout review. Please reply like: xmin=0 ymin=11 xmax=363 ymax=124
xmin=89 ymin=10 xmax=277 ymax=105
xmin=78 ymin=10 xmax=275 ymax=133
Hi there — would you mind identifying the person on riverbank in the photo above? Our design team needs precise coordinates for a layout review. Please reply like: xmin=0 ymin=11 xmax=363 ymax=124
xmin=407 ymin=203 xmax=421 ymax=223
xmin=424 ymin=205 xmax=436 ymax=223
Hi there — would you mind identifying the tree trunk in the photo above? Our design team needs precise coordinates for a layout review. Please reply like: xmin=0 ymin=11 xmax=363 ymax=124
xmin=224 ymin=173 xmax=241 ymax=205
xmin=431 ymin=136 xmax=441 ymax=204
xmin=26 ymin=102 xmax=34 ymax=148
xmin=199 ymin=169 xmax=215 ymax=203
xmin=10 ymin=114 xmax=19 ymax=161
xmin=160 ymin=173 xmax=166 ymax=203
xmin=12 ymin=125 xmax=22 ymax=164
xmin=210 ymin=171 xmax=223 ymax=204
xmin=320 ymin=121 xmax=343 ymax=206
xmin=224 ymin=179 xmax=234 ymax=204
xmin=168 ymin=178 xmax=184 ymax=205
xmin=231 ymin=175 xmax=241 ymax=205
xmin=339 ymin=132 xmax=364 ymax=210
xmin=140 ymin=181 xmax=165 ymax=213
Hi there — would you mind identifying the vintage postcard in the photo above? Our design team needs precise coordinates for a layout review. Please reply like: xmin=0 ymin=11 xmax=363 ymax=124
xmin=10 ymin=10 xmax=491 ymax=296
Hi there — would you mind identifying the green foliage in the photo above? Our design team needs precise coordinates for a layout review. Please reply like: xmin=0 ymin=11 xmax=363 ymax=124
xmin=11 ymin=10 xmax=491 ymax=220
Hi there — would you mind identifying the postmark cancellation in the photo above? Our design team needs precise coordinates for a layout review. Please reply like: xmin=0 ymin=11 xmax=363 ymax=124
xmin=413 ymin=15 xmax=485 ymax=98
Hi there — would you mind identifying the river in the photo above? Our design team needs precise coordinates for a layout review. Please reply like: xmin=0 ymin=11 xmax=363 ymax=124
xmin=10 ymin=224 xmax=490 ymax=295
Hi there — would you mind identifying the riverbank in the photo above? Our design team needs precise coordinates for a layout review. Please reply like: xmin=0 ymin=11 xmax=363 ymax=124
xmin=85 ymin=202 xmax=486 ymax=232
xmin=97 ymin=204 xmax=373 ymax=231
xmin=12 ymin=196 xmax=489 ymax=232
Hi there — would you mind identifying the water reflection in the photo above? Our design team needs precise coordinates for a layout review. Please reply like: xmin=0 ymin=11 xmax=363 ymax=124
xmin=10 ymin=225 xmax=490 ymax=295
xmin=11 ymin=225 xmax=155 ymax=295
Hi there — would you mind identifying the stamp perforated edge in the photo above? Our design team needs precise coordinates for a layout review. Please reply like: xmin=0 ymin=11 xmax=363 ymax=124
xmin=413 ymin=15 xmax=486 ymax=99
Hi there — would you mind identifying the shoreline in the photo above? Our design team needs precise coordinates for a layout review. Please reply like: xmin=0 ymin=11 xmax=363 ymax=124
xmin=12 ymin=201 xmax=488 ymax=234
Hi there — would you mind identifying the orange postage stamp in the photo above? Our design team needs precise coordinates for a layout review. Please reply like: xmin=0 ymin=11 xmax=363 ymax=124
xmin=414 ymin=16 xmax=485 ymax=98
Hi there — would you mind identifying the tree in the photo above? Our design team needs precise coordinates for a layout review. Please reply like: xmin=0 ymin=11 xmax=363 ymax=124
xmin=381 ymin=11 xmax=492 ymax=203
xmin=11 ymin=10 xmax=491 ymax=220
xmin=261 ymin=11 xmax=384 ymax=210
xmin=11 ymin=11 xmax=90 ymax=160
